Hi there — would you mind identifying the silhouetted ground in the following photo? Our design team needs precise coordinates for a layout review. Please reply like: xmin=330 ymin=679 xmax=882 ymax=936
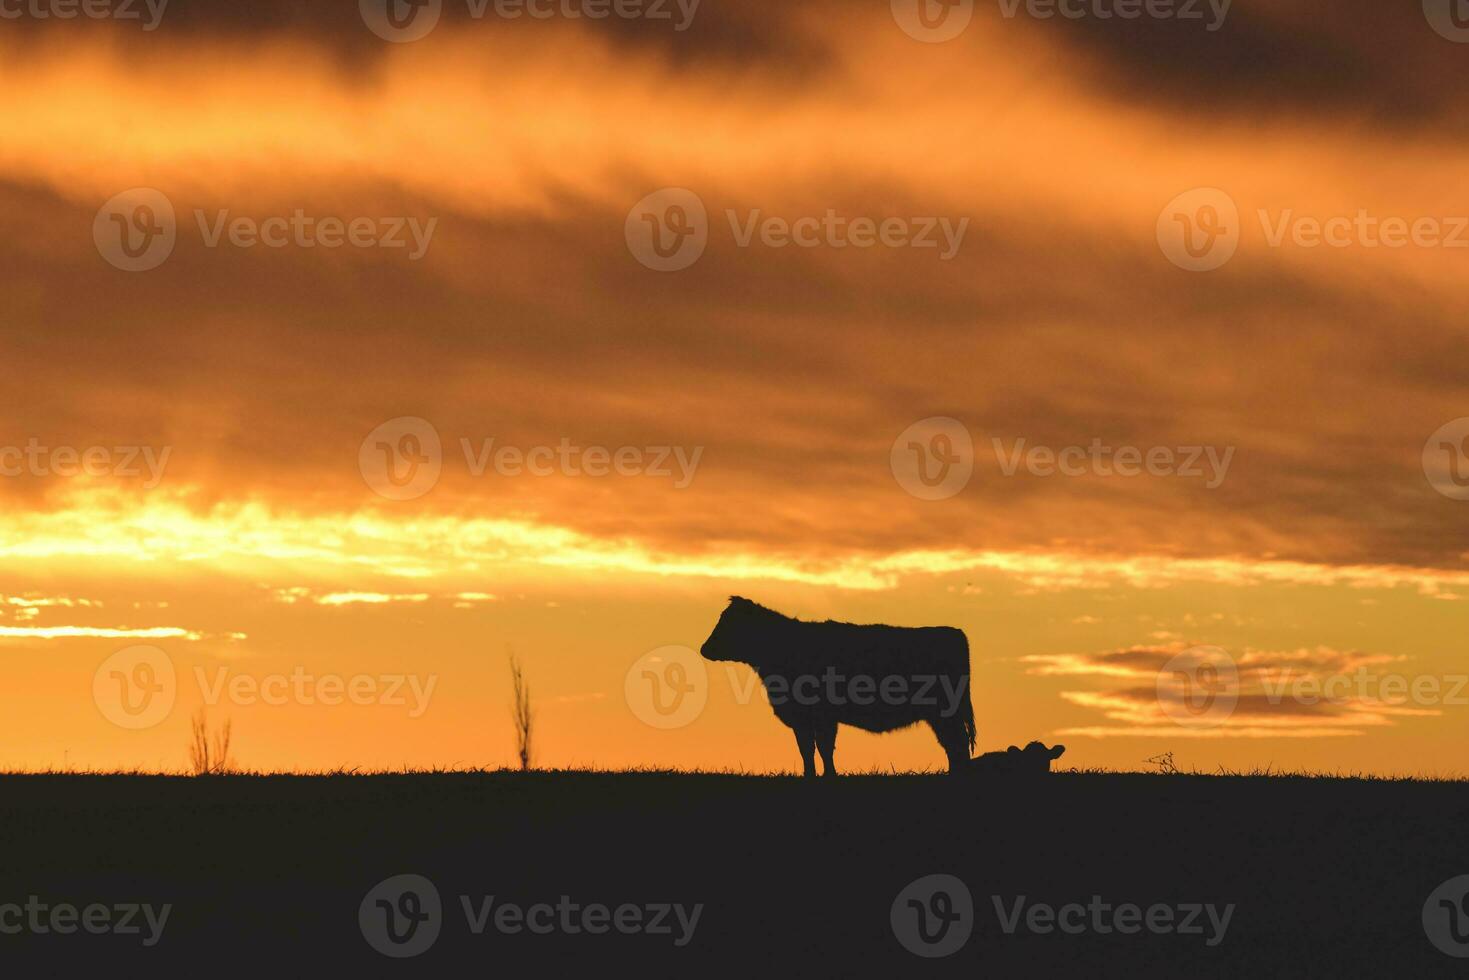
xmin=1 ymin=770 xmax=1467 ymax=975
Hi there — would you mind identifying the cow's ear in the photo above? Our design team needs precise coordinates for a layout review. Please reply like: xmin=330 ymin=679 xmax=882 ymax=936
xmin=1049 ymin=744 xmax=1067 ymax=760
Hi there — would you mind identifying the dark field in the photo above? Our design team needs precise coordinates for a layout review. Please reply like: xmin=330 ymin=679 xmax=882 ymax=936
xmin=2 ymin=770 xmax=1468 ymax=975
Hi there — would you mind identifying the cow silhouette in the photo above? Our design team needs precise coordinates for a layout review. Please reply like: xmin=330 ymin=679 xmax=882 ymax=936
xmin=968 ymin=741 xmax=1066 ymax=776
xmin=700 ymin=597 xmax=976 ymax=775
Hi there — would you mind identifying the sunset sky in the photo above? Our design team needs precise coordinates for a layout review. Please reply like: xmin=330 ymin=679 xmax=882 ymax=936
xmin=2 ymin=0 xmax=1466 ymax=775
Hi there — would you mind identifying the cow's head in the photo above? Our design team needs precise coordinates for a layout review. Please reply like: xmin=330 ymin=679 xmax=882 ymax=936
xmin=971 ymin=741 xmax=1068 ymax=776
xmin=1013 ymin=741 xmax=1066 ymax=772
xmin=700 ymin=596 xmax=771 ymax=664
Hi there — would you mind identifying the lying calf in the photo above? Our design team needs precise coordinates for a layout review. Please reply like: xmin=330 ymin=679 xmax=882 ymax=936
xmin=968 ymin=741 xmax=1066 ymax=775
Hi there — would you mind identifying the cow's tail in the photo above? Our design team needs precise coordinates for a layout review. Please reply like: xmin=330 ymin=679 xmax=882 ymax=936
xmin=961 ymin=685 xmax=976 ymax=755
xmin=958 ymin=633 xmax=976 ymax=754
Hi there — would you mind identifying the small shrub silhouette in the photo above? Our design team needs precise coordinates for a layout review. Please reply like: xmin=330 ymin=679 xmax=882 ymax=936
xmin=189 ymin=709 xmax=235 ymax=775
xmin=510 ymin=652 xmax=534 ymax=770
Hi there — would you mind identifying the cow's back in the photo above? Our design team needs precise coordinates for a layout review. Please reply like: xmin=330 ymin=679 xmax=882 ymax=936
xmin=755 ymin=620 xmax=970 ymax=734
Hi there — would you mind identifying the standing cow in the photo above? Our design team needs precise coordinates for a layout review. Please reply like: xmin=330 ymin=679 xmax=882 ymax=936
xmin=700 ymin=597 xmax=976 ymax=776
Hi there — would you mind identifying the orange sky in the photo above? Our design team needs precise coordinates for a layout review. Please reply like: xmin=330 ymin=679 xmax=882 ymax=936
xmin=0 ymin=1 xmax=1466 ymax=775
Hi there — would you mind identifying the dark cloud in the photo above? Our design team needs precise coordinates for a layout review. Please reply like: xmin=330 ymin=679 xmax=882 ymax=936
xmin=4 ymin=6 xmax=1469 ymax=580
xmin=5 ymin=168 xmax=1469 ymax=571
xmin=1012 ymin=0 xmax=1469 ymax=128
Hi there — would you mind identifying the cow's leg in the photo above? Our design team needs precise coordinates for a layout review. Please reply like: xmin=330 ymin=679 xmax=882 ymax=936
xmin=814 ymin=720 xmax=838 ymax=777
xmin=928 ymin=718 xmax=971 ymax=774
xmin=792 ymin=722 xmax=817 ymax=777
xmin=942 ymin=738 xmax=969 ymax=774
